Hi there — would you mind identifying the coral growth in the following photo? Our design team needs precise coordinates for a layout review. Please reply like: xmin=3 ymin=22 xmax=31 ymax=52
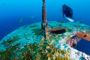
xmin=32 ymin=28 xmax=44 ymax=37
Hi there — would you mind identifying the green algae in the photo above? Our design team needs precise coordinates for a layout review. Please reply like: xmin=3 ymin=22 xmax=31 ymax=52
xmin=1 ymin=21 xmax=89 ymax=60
xmin=2 ymin=36 xmax=20 ymax=45
xmin=32 ymin=28 xmax=44 ymax=37
xmin=13 ymin=36 xmax=20 ymax=41
xmin=0 ymin=43 xmax=20 ymax=60
xmin=0 ymin=23 xmax=72 ymax=60
xmin=0 ymin=39 xmax=72 ymax=60
xmin=29 ymin=25 xmax=38 ymax=28
xmin=57 ymin=21 xmax=68 ymax=23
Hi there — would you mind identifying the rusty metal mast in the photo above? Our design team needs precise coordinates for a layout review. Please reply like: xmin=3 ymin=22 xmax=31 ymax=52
xmin=41 ymin=0 xmax=47 ymax=30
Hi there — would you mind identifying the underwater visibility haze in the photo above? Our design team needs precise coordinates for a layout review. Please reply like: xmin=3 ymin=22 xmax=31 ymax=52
xmin=0 ymin=0 xmax=90 ymax=60
xmin=0 ymin=0 xmax=90 ymax=40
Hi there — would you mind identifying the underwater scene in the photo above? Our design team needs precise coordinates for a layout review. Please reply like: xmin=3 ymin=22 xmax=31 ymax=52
xmin=0 ymin=0 xmax=90 ymax=60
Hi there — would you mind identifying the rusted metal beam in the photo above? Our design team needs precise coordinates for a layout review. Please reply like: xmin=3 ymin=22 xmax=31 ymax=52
xmin=41 ymin=0 xmax=47 ymax=30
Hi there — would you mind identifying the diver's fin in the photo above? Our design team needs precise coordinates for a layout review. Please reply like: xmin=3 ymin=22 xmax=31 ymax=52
xmin=66 ymin=17 xmax=74 ymax=22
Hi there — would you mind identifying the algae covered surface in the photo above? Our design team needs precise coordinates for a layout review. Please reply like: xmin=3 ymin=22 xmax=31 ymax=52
xmin=0 ymin=21 xmax=90 ymax=60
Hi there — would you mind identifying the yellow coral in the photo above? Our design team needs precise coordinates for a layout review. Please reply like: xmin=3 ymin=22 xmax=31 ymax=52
xmin=54 ymin=52 xmax=59 ymax=56
xmin=52 ymin=49 xmax=54 ymax=52
xmin=42 ymin=51 xmax=44 ymax=54
xmin=55 ymin=35 xmax=58 ymax=38
xmin=39 ymin=42 xmax=43 ymax=46
xmin=41 ymin=38 xmax=44 ymax=41
xmin=62 ymin=58 xmax=65 ymax=60
xmin=52 ymin=55 xmax=56 ymax=60
xmin=37 ymin=53 xmax=41 ymax=57
xmin=39 ymin=47 xmax=42 ymax=50
xmin=59 ymin=39 xmax=61 ymax=41
xmin=36 ymin=57 xmax=39 ymax=60
xmin=46 ymin=36 xmax=50 ymax=39
xmin=27 ymin=46 xmax=29 ymax=48
xmin=56 ymin=52 xmax=59 ymax=56
xmin=46 ymin=46 xmax=50 ymax=49
xmin=65 ymin=52 xmax=70 ymax=56
xmin=48 ymin=57 xmax=51 ymax=60
xmin=47 ymin=40 xmax=50 ymax=42
xmin=47 ymin=53 xmax=51 ymax=57
xmin=35 ymin=44 xmax=36 ymax=46
xmin=25 ymin=59 xmax=27 ymax=60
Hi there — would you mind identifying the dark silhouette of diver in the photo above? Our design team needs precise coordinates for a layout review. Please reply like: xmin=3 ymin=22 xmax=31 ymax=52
xmin=62 ymin=4 xmax=73 ymax=20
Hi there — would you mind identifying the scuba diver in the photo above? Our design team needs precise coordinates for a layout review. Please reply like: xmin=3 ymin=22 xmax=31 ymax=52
xmin=62 ymin=4 xmax=74 ymax=22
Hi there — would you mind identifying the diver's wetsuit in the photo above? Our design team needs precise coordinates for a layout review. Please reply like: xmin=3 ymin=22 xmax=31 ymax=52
xmin=62 ymin=4 xmax=73 ymax=20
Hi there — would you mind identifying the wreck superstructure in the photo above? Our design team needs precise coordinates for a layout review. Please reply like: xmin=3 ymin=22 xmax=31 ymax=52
xmin=41 ymin=0 xmax=47 ymax=30
xmin=41 ymin=0 xmax=50 ymax=39
xmin=41 ymin=0 xmax=66 ymax=39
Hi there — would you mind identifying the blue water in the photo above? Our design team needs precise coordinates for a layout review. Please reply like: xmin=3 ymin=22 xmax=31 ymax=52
xmin=0 ymin=0 xmax=90 ymax=40
xmin=75 ymin=39 xmax=90 ymax=55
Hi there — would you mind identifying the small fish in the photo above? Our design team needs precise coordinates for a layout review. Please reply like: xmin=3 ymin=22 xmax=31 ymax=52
xmin=19 ymin=18 xmax=23 ymax=23
xmin=66 ymin=17 xmax=74 ymax=22
xmin=28 ymin=16 xmax=34 ymax=19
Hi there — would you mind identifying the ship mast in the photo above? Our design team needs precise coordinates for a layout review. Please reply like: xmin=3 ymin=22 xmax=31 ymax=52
xmin=41 ymin=0 xmax=47 ymax=30
xmin=41 ymin=0 xmax=50 ymax=39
